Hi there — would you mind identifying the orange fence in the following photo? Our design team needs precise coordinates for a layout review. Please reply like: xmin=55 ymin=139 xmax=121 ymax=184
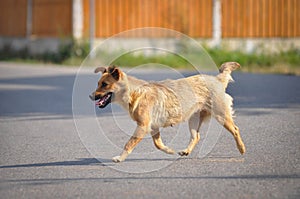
xmin=0 ymin=0 xmax=299 ymax=38
xmin=0 ymin=0 xmax=27 ymax=36
xmin=0 ymin=0 xmax=72 ymax=37
xmin=32 ymin=0 xmax=72 ymax=37
xmin=83 ymin=0 xmax=213 ymax=38
xmin=222 ymin=0 xmax=300 ymax=37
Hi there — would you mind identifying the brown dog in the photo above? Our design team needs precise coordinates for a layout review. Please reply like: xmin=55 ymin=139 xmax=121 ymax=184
xmin=90 ymin=62 xmax=246 ymax=162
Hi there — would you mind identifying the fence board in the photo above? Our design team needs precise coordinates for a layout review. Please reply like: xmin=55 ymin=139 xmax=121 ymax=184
xmin=0 ymin=0 xmax=27 ymax=37
xmin=222 ymin=0 xmax=300 ymax=38
xmin=84 ymin=0 xmax=213 ymax=38
xmin=32 ymin=0 xmax=72 ymax=37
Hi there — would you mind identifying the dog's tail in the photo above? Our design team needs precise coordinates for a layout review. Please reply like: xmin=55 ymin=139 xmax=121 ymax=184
xmin=217 ymin=62 xmax=240 ymax=89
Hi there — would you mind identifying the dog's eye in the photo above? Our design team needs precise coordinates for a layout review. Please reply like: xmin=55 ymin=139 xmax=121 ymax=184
xmin=101 ymin=82 xmax=108 ymax=88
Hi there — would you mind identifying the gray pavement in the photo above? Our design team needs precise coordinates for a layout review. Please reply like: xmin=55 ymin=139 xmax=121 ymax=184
xmin=0 ymin=62 xmax=299 ymax=198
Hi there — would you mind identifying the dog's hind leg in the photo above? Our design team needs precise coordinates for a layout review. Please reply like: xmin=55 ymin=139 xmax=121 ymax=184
xmin=221 ymin=116 xmax=246 ymax=155
xmin=214 ymin=106 xmax=245 ymax=154
xmin=178 ymin=111 xmax=208 ymax=156
xmin=151 ymin=130 xmax=175 ymax=154
xmin=213 ymin=94 xmax=246 ymax=155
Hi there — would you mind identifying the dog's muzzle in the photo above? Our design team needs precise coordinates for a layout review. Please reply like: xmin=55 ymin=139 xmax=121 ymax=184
xmin=89 ymin=92 xmax=112 ymax=108
xmin=89 ymin=94 xmax=96 ymax=101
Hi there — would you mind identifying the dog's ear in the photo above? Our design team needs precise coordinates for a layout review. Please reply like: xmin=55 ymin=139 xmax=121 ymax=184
xmin=94 ymin=67 xmax=107 ymax=74
xmin=107 ymin=65 xmax=116 ymax=73
xmin=108 ymin=65 xmax=120 ymax=81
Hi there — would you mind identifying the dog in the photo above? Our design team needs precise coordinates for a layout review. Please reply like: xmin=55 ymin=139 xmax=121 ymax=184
xmin=89 ymin=62 xmax=246 ymax=163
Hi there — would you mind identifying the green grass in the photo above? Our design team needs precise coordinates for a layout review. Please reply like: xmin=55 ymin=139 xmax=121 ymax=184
xmin=110 ymin=52 xmax=194 ymax=69
xmin=205 ymin=47 xmax=300 ymax=75
xmin=206 ymin=47 xmax=300 ymax=67
xmin=1 ymin=40 xmax=299 ymax=75
xmin=103 ymin=48 xmax=300 ymax=75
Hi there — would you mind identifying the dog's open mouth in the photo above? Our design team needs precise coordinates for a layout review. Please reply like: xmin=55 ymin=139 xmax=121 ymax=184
xmin=95 ymin=92 xmax=112 ymax=108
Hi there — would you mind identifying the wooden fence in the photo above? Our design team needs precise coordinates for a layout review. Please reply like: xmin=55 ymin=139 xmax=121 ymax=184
xmin=32 ymin=0 xmax=72 ymax=37
xmin=0 ymin=0 xmax=299 ymax=38
xmin=0 ymin=0 xmax=27 ymax=37
xmin=83 ymin=0 xmax=213 ymax=38
xmin=0 ymin=0 xmax=72 ymax=37
xmin=222 ymin=0 xmax=299 ymax=37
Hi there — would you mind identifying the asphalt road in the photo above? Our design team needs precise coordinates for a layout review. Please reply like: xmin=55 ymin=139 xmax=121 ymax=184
xmin=0 ymin=62 xmax=299 ymax=199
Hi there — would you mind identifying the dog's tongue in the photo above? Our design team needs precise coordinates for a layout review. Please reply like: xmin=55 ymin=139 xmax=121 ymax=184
xmin=95 ymin=99 xmax=104 ymax=106
xmin=95 ymin=93 xmax=111 ymax=106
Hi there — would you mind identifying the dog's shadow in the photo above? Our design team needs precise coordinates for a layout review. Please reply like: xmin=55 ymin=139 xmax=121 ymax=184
xmin=0 ymin=157 xmax=180 ymax=169
xmin=0 ymin=158 xmax=105 ymax=169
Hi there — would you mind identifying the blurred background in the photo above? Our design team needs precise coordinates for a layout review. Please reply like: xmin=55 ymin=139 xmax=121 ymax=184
xmin=0 ymin=0 xmax=299 ymax=74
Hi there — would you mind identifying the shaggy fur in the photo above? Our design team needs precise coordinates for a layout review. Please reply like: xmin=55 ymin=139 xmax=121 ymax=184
xmin=90 ymin=62 xmax=246 ymax=163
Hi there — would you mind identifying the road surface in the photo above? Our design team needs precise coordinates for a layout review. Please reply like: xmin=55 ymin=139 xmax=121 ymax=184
xmin=0 ymin=62 xmax=299 ymax=198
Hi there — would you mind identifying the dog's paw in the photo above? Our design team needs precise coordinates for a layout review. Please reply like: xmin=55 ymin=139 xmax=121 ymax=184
xmin=178 ymin=150 xmax=190 ymax=156
xmin=238 ymin=144 xmax=246 ymax=155
xmin=112 ymin=156 xmax=123 ymax=163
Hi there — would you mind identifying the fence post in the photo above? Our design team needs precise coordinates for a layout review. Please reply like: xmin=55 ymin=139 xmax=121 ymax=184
xmin=26 ymin=0 xmax=32 ymax=38
xmin=212 ymin=0 xmax=221 ymax=47
xmin=89 ymin=0 xmax=95 ymax=57
xmin=73 ymin=0 xmax=83 ymax=40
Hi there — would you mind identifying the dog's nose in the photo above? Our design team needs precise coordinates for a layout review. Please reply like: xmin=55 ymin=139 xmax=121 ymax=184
xmin=89 ymin=94 xmax=95 ymax=100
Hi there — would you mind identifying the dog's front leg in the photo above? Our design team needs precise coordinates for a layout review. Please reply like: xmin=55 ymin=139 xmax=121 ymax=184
xmin=112 ymin=125 xmax=148 ymax=163
xmin=151 ymin=130 xmax=175 ymax=154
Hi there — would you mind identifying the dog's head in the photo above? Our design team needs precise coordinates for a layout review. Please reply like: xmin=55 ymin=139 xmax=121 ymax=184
xmin=89 ymin=65 xmax=122 ymax=108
